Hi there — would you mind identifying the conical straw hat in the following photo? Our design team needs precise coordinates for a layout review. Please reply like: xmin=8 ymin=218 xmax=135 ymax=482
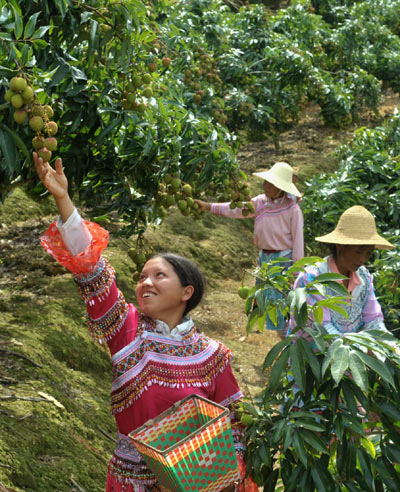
xmin=253 ymin=162 xmax=302 ymax=197
xmin=315 ymin=206 xmax=395 ymax=250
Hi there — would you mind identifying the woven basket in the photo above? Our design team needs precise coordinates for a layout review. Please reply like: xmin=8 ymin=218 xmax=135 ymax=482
xmin=129 ymin=394 xmax=240 ymax=491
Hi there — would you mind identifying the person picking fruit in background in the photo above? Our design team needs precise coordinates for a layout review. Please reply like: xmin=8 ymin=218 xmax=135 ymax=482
xmin=195 ymin=161 xmax=304 ymax=333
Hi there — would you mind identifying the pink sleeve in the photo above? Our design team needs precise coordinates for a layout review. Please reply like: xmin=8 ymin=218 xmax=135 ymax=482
xmin=210 ymin=197 xmax=257 ymax=219
xmin=362 ymin=272 xmax=384 ymax=325
xmin=291 ymin=205 xmax=304 ymax=262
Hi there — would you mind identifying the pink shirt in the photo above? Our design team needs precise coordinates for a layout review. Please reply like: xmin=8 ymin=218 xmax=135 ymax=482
xmin=210 ymin=193 xmax=304 ymax=261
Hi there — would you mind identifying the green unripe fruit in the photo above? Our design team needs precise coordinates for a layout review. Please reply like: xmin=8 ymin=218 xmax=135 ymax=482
xmin=11 ymin=94 xmax=24 ymax=108
xmin=142 ymin=73 xmax=152 ymax=84
xmin=128 ymin=248 xmax=138 ymax=261
xmin=165 ymin=195 xmax=175 ymax=207
xmin=132 ymin=76 xmax=143 ymax=88
xmin=44 ymin=137 xmax=57 ymax=151
xmin=46 ymin=121 xmax=58 ymax=136
xmin=21 ymin=86 xmax=34 ymax=104
xmin=31 ymin=105 xmax=44 ymax=117
xmin=193 ymin=94 xmax=201 ymax=105
xmin=44 ymin=105 xmax=54 ymax=118
xmin=164 ymin=174 xmax=172 ymax=184
xmin=14 ymin=108 xmax=28 ymax=124
xmin=29 ymin=116 xmax=44 ymax=132
xmin=32 ymin=136 xmax=45 ymax=150
xmin=186 ymin=197 xmax=194 ymax=208
xmin=127 ymin=92 xmax=137 ymax=104
xmin=171 ymin=178 xmax=181 ymax=191
xmin=229 ymin=202 xmax=237 ymax=210
xmin=181 ymin=208 xmax=191 ymax=216
xmin=240 ymin=414 xmax=254 ymax=425
xmin=10 ymin=77 xmax=27 ymax=93
xmin=223 ymin=178 xmax=230 ymax=187
xmin=126 ymin=82 xmax=135 ymax=92
xmin=238 ymin=286 xmax=249 ymax=299
xmin=135 ymin=253 xmax=146 ymax=265
xmin=137 ymin=103 xmax=147 ymax=113
xmin=178 ymin=199 xmax=188 ymax=211
xmin=143 ymin=87 xmax=153 ymax=98
xmin=38 ymin=147 xmax=52 ymax=162
xmin=246 ymin=202 xmax=255 ymax=213
xmin=132 ymin=271 xmax=140 ymax=282
xmin=182 ymin=184 xmax=192 ymax=196
xmin=5 ymin=89 xmax=15 ymax=102
xmin=242 ymin=208 xmax=249 ymax=217
xmin=122 ymin=99 xmax=130 ymax=110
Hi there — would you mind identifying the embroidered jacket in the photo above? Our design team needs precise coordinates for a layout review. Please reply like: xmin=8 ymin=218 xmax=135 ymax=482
xmin=41 ymin=220 xmax=245 ymax=492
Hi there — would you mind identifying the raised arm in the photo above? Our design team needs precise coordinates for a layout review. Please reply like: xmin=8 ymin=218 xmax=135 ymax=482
xmin=33 ymin=152 xmax=74 ymax=223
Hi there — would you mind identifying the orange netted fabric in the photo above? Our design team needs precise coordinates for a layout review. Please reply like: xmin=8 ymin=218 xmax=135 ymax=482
xmin=237 ymin=455 xmax=259 ymax=492
xmin=41 ymin=220 xmax=109 ymax=275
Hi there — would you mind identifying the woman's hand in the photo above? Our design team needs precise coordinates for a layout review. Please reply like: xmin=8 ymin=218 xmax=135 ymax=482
xmin=194 ymin=199 xmax=211 ymax=212
xmin=33 ymin=152 xmax=74 ymax=223
xmin=34 ymin=152 xmax=68 ymax=199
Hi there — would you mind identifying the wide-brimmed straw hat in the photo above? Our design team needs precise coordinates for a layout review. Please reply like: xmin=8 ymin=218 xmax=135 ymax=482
xmin=315 ymin=206 xmax=395 ymax=250
xmin=253 ymin=162 xmax=302 ymax=197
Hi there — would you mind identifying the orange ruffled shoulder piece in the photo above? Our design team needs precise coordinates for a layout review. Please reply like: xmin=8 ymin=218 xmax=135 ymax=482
xmin=41 ymin=221 xmax=109 ymax=275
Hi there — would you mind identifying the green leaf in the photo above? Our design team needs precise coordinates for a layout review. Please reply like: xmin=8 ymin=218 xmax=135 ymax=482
xmin=356 ymin=351 xmax=395 ymax=388
xmin=31 ymin=25 xmax=51 ymax=40
xmin=0 ymin=124 xmax=31 ymax=164
xmin=378 ymin=401 xmax=400 ymax=421
xmin=293 ymin=431 xmax=308 ymax=467
xmin=360 ymin=437 xmax=376 ymax=459
xmin=12 ymin=6 xmax=23 ymax=39
xmin=268 ymin=346 xmax=290 ymax=391
xmin=24 ymin=12 xmax=40 ymax=38
xmin=314 ymin=305 xmax=324 ymax=324
xmin=290 ymin=342 xmax=305 ymax=391
xmin=348 ymin=351 xmax=368 ymax=392
xmin=263 ymin=336 xmax=292 ymax=370
xmin=322 ymin=338 xmax=343 ymax=377
xmin=0 ymin=127 xmax=19 ymax=175
xmin=297 ymin=337 xmax=321 ymax=381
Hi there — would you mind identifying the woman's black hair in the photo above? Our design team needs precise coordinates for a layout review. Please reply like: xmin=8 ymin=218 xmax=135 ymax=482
xmin=328 ymin=243 xmax=337 ymax=259
xmin=151 ymin=252 xmax=205 ymax=315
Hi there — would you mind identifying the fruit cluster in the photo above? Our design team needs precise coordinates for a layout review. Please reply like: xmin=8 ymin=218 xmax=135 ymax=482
xmin=122 ymin=71 xmax=154 ymax=112
xmin=5 ymin=75 xmax=58 ymax=162
xmin=215 ymin=177 xmax=255 ymax=215
xmin=128 ymin=244 xmax=150 ymax=281
xmin=154 ymin=175 xmax=201 ymax=219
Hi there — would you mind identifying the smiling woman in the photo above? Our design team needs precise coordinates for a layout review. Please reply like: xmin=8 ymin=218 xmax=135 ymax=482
xmin=33 ymin=152 xmax=258 ymax=492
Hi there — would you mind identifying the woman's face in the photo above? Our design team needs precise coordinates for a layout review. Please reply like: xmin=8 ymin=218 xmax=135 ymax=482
xmin=135 ymin=257 xmax=193 ymax=325
xmin=336 ymin=244 xmax=375 ymax=274
xmin=263 ymin=180 xmax=284 ymax=200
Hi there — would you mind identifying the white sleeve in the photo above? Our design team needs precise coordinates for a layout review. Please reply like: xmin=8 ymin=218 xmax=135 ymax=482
xmin=56 ymin=208 xmax=92 ymax=257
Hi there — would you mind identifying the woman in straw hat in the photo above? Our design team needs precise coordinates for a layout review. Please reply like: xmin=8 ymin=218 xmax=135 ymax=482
xmin=195 ymin=161 xmax=304 ymax=332
xmin=289 ymin=205 xmax=395 ymax=337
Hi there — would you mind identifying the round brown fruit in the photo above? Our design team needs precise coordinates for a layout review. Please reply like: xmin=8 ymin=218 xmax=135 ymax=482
xmin=44 ymin=137 xmax=57 ymax=151
xmin=193 ymin=94 xmax=201 ymax=105
xmin=38 ymin=147 xmax=52 ymax=162
xmin=162 ymin=57 xmax=171 ymax=68
xmin=14 ymin=108 xmax=28 ymax=124
xmin=29 ymin=116 xmax=44 ymax=132
xmin=11 ymin=94 xmax=24 ymax=109
xmin=32 ymin=136 xmax=45 ymax=150
xmin=46 ymin=121 xmax=58 ymax=136
xmin=10 ymin=77 xmax=27 ymax=93
xmin=148 ymin=62 xmax=157 ymax=73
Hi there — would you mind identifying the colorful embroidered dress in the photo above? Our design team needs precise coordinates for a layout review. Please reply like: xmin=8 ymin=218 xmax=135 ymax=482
xmin=41 ymin=220 xmax=249 ymax=492
xmin=288 ymin=255 xmax=388 ymax=337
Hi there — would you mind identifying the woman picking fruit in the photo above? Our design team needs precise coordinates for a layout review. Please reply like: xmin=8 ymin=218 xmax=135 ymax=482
xmin=195 ymin=161 xmax=304 ymax=333
xmin=33 ymin=153 xmax=257 ymax=492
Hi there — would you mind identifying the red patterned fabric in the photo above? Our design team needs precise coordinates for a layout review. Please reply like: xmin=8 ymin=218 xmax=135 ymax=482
xmin=236 ymin=455 xmax=259 ymax=491
xmin=41 ymin=220 xmax=109 ymax=274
